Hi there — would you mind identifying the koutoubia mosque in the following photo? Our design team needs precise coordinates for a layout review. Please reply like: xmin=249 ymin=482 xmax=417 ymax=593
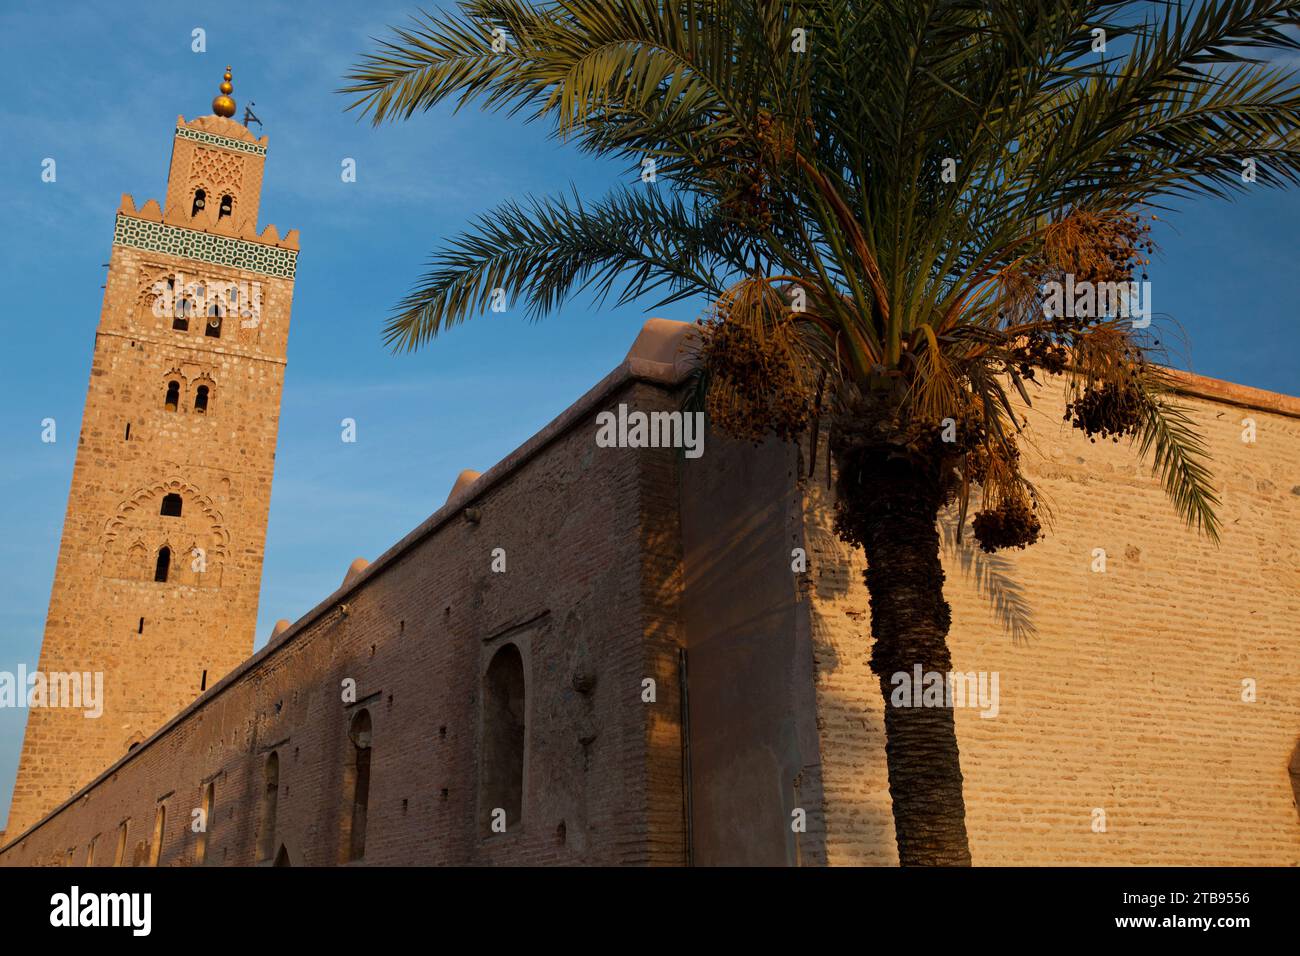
xmin=2 ymin=71 xmax=1297 ymax=867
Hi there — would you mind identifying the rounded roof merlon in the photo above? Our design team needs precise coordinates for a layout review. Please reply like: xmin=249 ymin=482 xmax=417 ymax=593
xmin=446 ymin=469 xmax=482 ymax=504
xmin=624 ymin=318 xmax=700 ymax=381
xmin=342 ymin=557 xmax=370 ymax=588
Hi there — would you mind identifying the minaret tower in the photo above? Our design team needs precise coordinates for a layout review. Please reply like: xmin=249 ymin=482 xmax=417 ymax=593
xmin=5 ymin=69 xmax=299 ymax=837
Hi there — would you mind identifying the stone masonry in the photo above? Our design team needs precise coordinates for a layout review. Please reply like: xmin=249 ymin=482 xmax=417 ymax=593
xmin=3 ymin=94 xmax=1297 ymax=865
xmin=2 ymin=317 xmax=1296 ymax=866
xmin=4 ymin=111 xmax=298 ymax=837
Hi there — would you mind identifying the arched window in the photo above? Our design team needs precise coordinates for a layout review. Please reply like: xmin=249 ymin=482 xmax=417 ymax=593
xmin=149 ymin=804 xmax=166 ymax=866
xmin=161 ymin=493 xmax=182 ymax=517
xmin=154 ymin=546 xmax=171 ymax=583
xmin=205 ymin=310 xmax=222 ymax=338
xmin=196 ymin=781 xmax=214 ymax=864
xmin=1289 ymin=740 xmax=1300 ymax=821
xmin=194 ymin=385 xmax=210 ymax=414
xmin=481 ymin=643 xmax=526 ymax=835
xmin=191 ymin=188 xmax=206 ymax=217
xmin=273 ymin=845 xmax=290 ymax=867
xmin=343 ymin=710 xmax=372 ymax=862
xmin=113 ymin=822 xmax=128 ymax=867
xmin=168 ymin=278 xmax=188 ymax=331
xmin=218 ymin=194 xmax=233 ymax=219
xmin=257 ymin=752 xmax=280 ymax=863
xmin=164 ymin=380 xmax=180 ymax=412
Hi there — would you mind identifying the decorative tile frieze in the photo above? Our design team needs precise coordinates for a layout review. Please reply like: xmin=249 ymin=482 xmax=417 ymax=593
xmin=113 ymin=215 xmax=297 ymax=278
xmin=175 ymin=125 xmax=268 ymax=157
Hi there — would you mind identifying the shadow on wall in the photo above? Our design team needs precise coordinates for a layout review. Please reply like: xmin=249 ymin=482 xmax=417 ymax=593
xmin=802 ymin=456 xmax=1037 ymax=645
xmin=798 ymin=438 xmax=1038 ymax=866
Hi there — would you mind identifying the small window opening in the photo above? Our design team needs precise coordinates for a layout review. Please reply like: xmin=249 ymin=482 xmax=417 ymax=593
xmin=191 ymin=188 xmax=206 ymax=217
xmin=113 ymin=822 xmax=128 ymax=867
xmin=154 ymin=546 xmax=171 ymax=583
xmin=194 ymin=385 xmax=209 ymax=414
xmin=161 ymin=493 xmax=182 ymax=517
xmin=218 ymin=194 xmax=233 ymax=219
xmin=197 ymin=782 xmax=214 ymax=864
xmin=257 ymin=752 xmax=280 ymax=863
xmin=164 ymin=381 xmax=180 ymax=411
xmin=167 ymin=276 xmax=188 ymax=330
xmin=172 ymin=280 xmax=188 ymax=330
xmin=481 ymin=643 xmax=526 ymax=835
xmin=343 ymin=710 xmax=372 ymax=862
xmin=137 ymin=617 xmax=144 ymax=634
xmin=149 ymin=804 xmax=166 ymax=866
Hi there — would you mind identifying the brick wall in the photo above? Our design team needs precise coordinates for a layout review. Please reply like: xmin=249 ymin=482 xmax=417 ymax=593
xmin=5 ymin=311 xmax=1296 ymax=866
xmin=0 ymin=371 xmax=689 ymax=867
xmin=805 ymin=373 xmax=1300 ymax=865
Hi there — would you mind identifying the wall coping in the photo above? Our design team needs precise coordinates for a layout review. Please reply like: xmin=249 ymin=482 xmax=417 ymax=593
xmin=3 ymin=318 xmax=1294 ymax=852
xmin=1166 ymin=368 xmax=1300 ymax=419
xmin=0 ymin=341 xmax=690 ymax=852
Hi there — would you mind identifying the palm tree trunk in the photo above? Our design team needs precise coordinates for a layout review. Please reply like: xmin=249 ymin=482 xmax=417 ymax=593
xmin=834 ymin=448 xmax=973 ymax=866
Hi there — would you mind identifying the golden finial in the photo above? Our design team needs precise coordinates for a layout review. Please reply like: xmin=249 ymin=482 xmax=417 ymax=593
xmin=212 ymin=66 xmax=236 ymax=118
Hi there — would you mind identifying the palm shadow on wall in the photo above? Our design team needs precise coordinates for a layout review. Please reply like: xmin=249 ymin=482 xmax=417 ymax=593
xmin=803 ymin=477 xmax=1036 ymax=646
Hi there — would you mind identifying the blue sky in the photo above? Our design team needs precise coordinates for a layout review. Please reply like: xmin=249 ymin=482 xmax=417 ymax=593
xmin=0 ymin=0 xmax=1296 ymax=828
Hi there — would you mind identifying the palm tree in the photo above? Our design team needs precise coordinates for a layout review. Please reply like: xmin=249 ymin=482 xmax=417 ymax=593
xmin=342 ymin=0 xmax=1300 ymax=865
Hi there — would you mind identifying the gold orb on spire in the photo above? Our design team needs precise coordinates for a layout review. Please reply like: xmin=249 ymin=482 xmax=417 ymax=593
xmin=212 ymin=66 xmax=236 ymax=118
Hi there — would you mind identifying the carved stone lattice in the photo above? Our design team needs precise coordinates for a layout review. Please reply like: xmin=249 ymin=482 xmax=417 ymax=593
xmin=190 ymin=146 xmax=244 ymax=202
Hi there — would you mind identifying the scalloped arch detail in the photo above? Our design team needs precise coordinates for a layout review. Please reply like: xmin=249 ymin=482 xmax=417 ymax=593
xmin=100 ymin=477 xmax=229 ymax=585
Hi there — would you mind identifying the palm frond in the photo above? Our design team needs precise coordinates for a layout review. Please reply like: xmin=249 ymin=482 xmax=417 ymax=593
xmin=340 ymin=0 xmax=1300 ymax=548
xmin=1134 ymin=374 xmax=1223 ymax=544
xmin=383 ymin=187 xmax=741 ymax=350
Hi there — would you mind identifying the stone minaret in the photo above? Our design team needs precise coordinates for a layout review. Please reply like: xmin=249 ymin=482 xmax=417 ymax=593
xmin=5 ymin=69 xmax=298 ymax=837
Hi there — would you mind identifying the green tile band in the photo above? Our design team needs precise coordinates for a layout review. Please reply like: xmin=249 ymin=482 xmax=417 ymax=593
xmin=114 ymin=215 xmax=297 ymax=279
xmin=175 ymin=125 xmax=268 ymax=157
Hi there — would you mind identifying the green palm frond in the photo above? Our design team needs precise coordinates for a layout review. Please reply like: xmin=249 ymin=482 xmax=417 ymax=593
xmin=343 ymin=0 xmax=1300 ymax=542
xmin=1135 ymin=374 xmax=1223 ymax=544
xmin=383 ymin=187 xmax=742 ymax=351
